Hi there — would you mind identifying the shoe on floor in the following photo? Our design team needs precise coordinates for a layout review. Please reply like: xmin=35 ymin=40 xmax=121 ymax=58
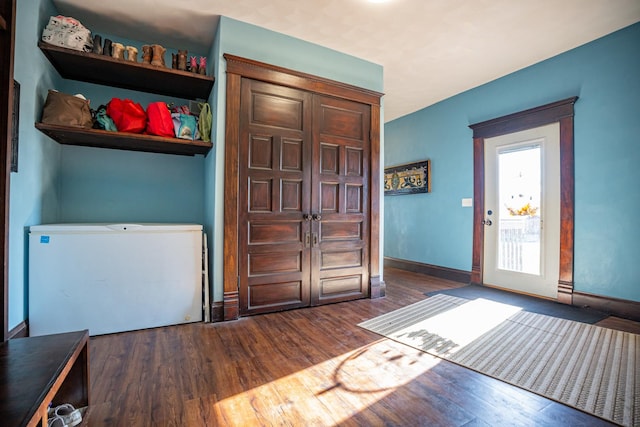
xmin=47 ymin=415 xmax=68 ymax=427
xmin=47 ymin=403 xmax=82 ymax=427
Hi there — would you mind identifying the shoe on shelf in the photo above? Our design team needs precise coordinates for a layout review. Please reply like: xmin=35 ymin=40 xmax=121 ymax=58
xmin=47 ymin=415 xmax=68 ymax=427
xmin=47 ymin=403 xmax=82 ymax=427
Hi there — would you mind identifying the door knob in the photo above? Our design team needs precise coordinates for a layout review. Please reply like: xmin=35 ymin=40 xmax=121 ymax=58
xmin=482 ymin=219 xmax=493 ymax=226
xmin=312 ymin=213 xmax=322 ymax=221
xmin=303 ymin=213 xmax=312 ymax=221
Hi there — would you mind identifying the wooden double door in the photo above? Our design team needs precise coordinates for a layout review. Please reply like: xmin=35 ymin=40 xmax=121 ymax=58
xmin=238 ymin=79 xmax=371 ymax=315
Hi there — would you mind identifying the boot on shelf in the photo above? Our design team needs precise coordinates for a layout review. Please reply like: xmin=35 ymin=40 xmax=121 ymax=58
xmin=142 ymin=45 xmax=152 ymax=64
xmin=111 ymin=42 xmax=125 ymax=60
xmin=177 ymin=50 xmax=187 ymax=71
xmin=102 ymin=38 xmax=112 ymax=56
xmin=125 ymin=46 xmax=138 ymax=62
xmin=151 ymin=44 xmax=166 ymax=67
xmin=190 ymin=56 xmax=197 ymax=73
xmin=92 ymin=35 xmax=102 ymax=54
xmin=198 ymin=57 xmax=206 ymax=75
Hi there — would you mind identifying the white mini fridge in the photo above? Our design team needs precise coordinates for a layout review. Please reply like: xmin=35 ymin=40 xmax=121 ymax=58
xmin=29 ymin=223 xmax=204 ymax=336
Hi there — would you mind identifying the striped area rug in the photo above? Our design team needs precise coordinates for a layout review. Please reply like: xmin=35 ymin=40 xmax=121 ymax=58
xmin=358 ymin=294 xmax=639 ymax=426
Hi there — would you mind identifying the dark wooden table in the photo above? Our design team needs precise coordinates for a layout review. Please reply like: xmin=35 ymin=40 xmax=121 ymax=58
xmin=0 ymin=330 xmax=89 ymax=427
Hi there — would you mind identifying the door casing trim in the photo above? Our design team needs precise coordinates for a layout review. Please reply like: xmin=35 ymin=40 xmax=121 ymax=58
xmin=222 ymin=54 xmax=384 ymax=320
xmin=1 ymin=0 xmax=16 ymax=340
xmin=469 ymin=97 xmax=578 ymax=304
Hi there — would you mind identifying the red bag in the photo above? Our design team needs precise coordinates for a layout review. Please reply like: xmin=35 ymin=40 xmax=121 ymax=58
xmin=146 ymin=102 xmax=175 ymax=137
xmin=106 ymin=98 xmax=147 ymax=133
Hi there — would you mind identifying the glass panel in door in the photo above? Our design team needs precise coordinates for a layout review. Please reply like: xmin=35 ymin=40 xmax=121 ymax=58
xmin=497 ymin=145 xmax=541 ymax=275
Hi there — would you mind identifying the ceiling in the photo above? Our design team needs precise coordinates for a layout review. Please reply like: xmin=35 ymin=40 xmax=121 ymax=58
xmin=53 ymin=0 xmax=640 ymax=122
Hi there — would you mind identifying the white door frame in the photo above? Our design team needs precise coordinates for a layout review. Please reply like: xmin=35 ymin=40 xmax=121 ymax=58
xmin=469 ymin=97 xmax=578 ymax=303
xmin=483 ymin=123 xmax=560 ymax=299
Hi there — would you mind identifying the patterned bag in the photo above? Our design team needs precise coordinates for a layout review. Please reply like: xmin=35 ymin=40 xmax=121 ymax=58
xmin=41 ymin=15 xmax=93 ymax=52
xmin=171 ymin=105 xmax=198 ymax=140
xmin=171 ymin=113 xmax=197 ymax=140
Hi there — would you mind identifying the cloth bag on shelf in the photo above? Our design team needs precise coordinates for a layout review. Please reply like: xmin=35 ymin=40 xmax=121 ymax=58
xmin=92 ymin=105 xmax=117 ymax=132
xmin=107 ymin=98 xmax=147 ymax=133
xmin=41 ymin=15 xmax=93 ymax=52
xmin=41 ymin=90 xmax=93 ymax=128
xmin=171 ymin=105 xmax=197 ymax=140
xmin=198 ymin=102 xmax=212 ymax=142
xmin=146 ymin=102 xmax=175 ymax=137
xmin=171 ymin=113 xmax=197 ymax=140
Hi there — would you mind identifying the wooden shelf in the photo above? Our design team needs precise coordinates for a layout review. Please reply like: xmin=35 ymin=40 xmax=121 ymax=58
xmin=0 ymin=330 xmax=89 ymax=427
xmin=38 ymin=41 xmax=214 ymax=100
xmin=36 ymin=122 xmax=212 ymax=156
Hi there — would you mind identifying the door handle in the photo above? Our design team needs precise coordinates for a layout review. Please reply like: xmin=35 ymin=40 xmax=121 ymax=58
xmin=312 ymin=232 xmax=318 ymax=247
xmin=482 ymin=219 xmax=493 ymax=226
xmin=304 ymin=232 xmax=311 ymax=248
xmin=312 ymin=213 xmax=322 ymax=221
xmin=303 ymin=213 xmax=312 ymax=221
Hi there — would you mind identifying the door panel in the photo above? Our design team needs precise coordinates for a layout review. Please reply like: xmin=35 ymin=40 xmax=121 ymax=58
xmin=251 ymin=92 xmax=304 ymax=130
xmin=248 ymin=221 xmax=300 ymax=244
xmin=248 ymin=280 xmax=305 ymax=308
xmin=239 ymin=79 xmax=313 ymax=315
xmin=239 ymin=81 xmax=371 ymax=314
xmin=483 ymin=123 xmax=560 ymax=299
xmin=312 ymin=95 xmax=370 ymax=305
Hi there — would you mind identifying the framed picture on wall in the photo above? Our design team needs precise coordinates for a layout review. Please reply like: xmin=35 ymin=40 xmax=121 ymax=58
xmin=384 ymin=160 xmax=431 ymax=196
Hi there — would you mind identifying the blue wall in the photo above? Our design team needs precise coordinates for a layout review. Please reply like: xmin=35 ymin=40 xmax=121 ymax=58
xmin=204 ymin=17 xmax=384 ymax=302
xmin=55 ymin=82 xmax=206 ymax=224
xmin=8 ymin=0 xmax=62 ymax=329
xmin=384 ymin=23 xmax=640 ymax=302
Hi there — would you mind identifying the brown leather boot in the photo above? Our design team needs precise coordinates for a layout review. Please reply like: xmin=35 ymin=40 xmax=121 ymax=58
xmin=177 ymin=50 xmax=187 ymax=71
xmin=142 ymin=45 xmax=152 ymax=64
xmin=151 ymin=44 xmax=166 ymax=67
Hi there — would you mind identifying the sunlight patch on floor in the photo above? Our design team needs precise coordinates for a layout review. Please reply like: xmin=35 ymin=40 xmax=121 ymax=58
xmin=211 ymin=339 xmax=442 ymax=426
xmin=392 ymin=298 xmax=522 ymax=355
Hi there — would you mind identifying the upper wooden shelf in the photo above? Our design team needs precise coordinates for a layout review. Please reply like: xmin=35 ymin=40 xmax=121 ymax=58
xmin=36 ymin=122 xmax=212 ymax=156
xmin=38 ymin=41 xmax=214 ymax=100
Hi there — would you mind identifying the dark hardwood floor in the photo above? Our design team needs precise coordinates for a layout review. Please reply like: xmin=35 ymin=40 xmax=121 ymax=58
xmin=85 ymin=267 xmax=636 ymax=426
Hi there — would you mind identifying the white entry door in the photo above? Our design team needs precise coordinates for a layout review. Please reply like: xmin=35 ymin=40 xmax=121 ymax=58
xmin=483 ymin=123 xmax=560 ymax=299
